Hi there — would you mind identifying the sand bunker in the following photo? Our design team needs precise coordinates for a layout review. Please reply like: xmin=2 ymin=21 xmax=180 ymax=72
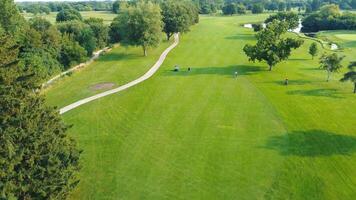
xmin=89 ymin=82 xmax=116 ymax=91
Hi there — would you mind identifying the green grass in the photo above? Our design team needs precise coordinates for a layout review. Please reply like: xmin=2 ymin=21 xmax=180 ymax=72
xmin=45 ymin=14 xmax=356 ymax=199
xmin=22 ymin=11 xmax=117 ymax=24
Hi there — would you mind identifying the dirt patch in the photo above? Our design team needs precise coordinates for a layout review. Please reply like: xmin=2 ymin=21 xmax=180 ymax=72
xmin=89 ymin=82 xmax=116 ymax=91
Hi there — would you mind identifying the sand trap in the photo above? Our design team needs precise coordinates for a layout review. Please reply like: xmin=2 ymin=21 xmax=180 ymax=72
xmin=89 ymin=82 xmax=116 ymax=91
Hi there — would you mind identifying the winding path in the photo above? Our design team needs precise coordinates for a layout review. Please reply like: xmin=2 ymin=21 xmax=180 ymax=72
xmin=60 ymin=33 xmax=179 ymax=114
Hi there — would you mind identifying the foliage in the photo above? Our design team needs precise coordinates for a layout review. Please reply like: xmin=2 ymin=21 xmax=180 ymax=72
xmin=56 ymin=9 xmax=83 ymax=22
xmin=340 ymin=62 xmax=356 ymax=93
xmin=110 ymin=1 xmax=163 ymax=56
xmin=243 ymin=20 xmax=303 ymax=71
xmin=265 ymin=12 xmax=299 ymax=30
xmin=319 ymin=53 xmax=344 ymax=81
xmin=222 ymin=3 xmax=237 ymax=15
xmin=59 ymin=35 xmax=87 ymax=68
xmin=252 ymin=23 xmax=263 ymax=32
xmin=308 ymin=42 xmax=318 ymax=59
xmin=161 ymin=0 xmax=198 ymax=40
xmin=0 ymin=32 xmax=80 ymax=200
xmin=84 ymin=18 xmax=109 ymax=48
xmin=252 ymin=4 xmax=264 ymax=14
xmin=302 ymin=4 xmax=356 ymax=32
xmin=112 ymin=0 xmax=127 ymax=14
xmin=0 ymin=0 xmax=25 ymax=34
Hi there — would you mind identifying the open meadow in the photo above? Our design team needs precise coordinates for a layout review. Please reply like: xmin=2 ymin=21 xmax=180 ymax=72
xmin=45 ymin=14 xmax=356 ymax=200
xmin=22 ymin=11 xmax=117 ymax=24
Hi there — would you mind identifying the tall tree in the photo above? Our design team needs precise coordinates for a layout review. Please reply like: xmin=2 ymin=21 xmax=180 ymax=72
xmin=0 ymin=0 xmax=25 ymax=34
xmin=319 ymin=53 xmax=344 ymax=82
xmin=110 ymin=1 xmax=163 ymax=56
xmin=84 ymin=18 xmax=109 ymax=49
xmin=243 ymin=20 xmax=303 ymax=71
xmin=340 ymin=61 xmax=356 ymax=93
xmin=222 ymin=3 xmax=237 ymax=15
xmin=309 ymin=42 xmax=319 ymax=59
xmin=0 ymin=32 xmax=80 ymax=200
xmin=265 ymin=12 xmax=299 ymax=30
xmin=56 ymin=9 xmax=83 ymax=22
xmin=161 ymin=1 xmax=196 ymax=40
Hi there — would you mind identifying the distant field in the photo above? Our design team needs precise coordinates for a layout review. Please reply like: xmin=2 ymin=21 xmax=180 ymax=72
xmin=45 ymin=14 xmax=356 ymax=200
xmin=22 ymin=11 xmax=117 ymax=24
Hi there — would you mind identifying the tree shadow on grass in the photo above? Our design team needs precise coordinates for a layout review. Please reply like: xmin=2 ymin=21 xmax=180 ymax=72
xmin=287 ymin=88 xmax=344 ymax=99
xmin=98 ymin=52 xmax=141 ymax=62
xmin=268 ymin=79 xmax=312 ymax=86
xmin=264 ymin=130 xmax=356 ymax=157
xmin=162 ymin=65 xmax=264 ymax=77
xmin=225 ymin=33 xmax=255 ymax=41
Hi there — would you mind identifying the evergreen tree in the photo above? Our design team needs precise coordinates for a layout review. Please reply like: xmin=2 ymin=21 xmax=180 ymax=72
xmin=0 ymin=32 xmax=81 ymax=200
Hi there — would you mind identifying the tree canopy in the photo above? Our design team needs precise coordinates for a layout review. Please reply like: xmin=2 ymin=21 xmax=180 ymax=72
xmin=161 ymin=0 xmax=199 ymax=40
xmin=243 ymin=20 xmax=303 ymax=71
xmin=265 ymin=12 xmax=299 ymax=30
xmin=319 ymin=53 xmax=344 ymax=81
xmin=110 ymin=1 xmax=163 ymax=56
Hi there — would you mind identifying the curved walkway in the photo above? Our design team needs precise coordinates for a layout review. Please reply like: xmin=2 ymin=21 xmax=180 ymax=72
xmin=60 ymin=34 xmax=179 ymax=114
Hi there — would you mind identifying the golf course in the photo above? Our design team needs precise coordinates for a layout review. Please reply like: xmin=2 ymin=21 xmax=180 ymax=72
xmin=45 ymin=14 xmax=356 ymax=199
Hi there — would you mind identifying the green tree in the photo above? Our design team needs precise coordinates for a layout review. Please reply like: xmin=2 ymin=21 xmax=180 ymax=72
xmin=252 ymin=4 xmax=264 ymax=14
xmin=222 ymin=3 xmax=237 ymax=15
xmin=243 ymin=20 xmax=303 ymax=71
xmin=309 ymin=42 xmax=319 ymax=59
xmin=85 ymin=18 xmax=109 ymax=48
xmin=252 ymin=23 xmax=263 ymax=32
xmin=340 ymin=62 xmax=356 ymax=93
xmin=161 ymin=1 xmax=195 ymax=40
xmin=110 ymin=1 xmax=163 ymax=56
xmin=59 ymin=35 xmax=87 ymax=68
xmin=56 ymin=9 xmax=83 ymax=22
xmin=265 ymin=12 xmax=299 ymax=30
xmin=0 ymin=32 xmax=80 ymax=200
xmin=78 ymin=27 xmax=96 ymax=56
xmin=278 ymin=2 xmax=286 ymax=11
xmin=319 ymin=53 xmax=344 ymax=82
xmin=236 ymin=4 xmax=246 ymax=14
xmin=0 ymin=0 xmax=25 ymax=34
xmin=112 ymin=0 xmax=127 ymax=14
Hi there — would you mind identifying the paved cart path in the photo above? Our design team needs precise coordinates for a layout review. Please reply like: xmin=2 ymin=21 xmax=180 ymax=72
xmin=60 ymin=34 xmax=179 ymax=114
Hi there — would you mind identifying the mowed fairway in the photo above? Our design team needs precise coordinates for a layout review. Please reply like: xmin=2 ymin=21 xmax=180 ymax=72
xmin=46 ymin=14 xmax=356 ymax=199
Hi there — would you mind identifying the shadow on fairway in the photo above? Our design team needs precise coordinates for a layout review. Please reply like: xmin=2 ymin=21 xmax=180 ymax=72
xmin=98 ymin=52 xmax=141 ymax=62
xmin=268 ymin=79 xmax=312 ymax=86
xmin=264 ymin=130 xmax=356 ymax=157
xmin=162 ymin=65 xmax=263 ymax=77
xmin=225 ymin=33 xmax=255 ymax=41
xmin=286 ymin=88 xmax=344 ymax=99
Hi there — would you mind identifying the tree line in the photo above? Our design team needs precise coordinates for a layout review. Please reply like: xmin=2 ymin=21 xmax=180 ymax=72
xmin=302 ymin=4 xmax=356 ymax=32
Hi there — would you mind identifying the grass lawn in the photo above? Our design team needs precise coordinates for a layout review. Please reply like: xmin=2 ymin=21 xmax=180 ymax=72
xmin=22 ymin=11 xmax=117 ymax=24
xmin=46 ymin=14 xmax=356 ymax=199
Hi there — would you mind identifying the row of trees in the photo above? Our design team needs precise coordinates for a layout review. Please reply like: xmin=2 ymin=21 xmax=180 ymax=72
xmin=192 ymin=0 xmax=356 ymax=15
xmin=0 ymin=0 xmax=81 ymax=199
xmin=302 ymin=4 xmax=356 ymax=32
xmin=17 ymin=1 xmax=113 ymax=14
